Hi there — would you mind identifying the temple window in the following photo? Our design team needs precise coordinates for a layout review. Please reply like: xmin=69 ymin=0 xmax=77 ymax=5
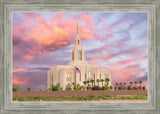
xmin=87 ymin=71 xmax=92 ymax=85
xmin=79 ymin=51 xmax=82 ymax=61
xmin=66 ymin=73 xmax=71 ymax=85
xmin=104 ymin=74 xmax=109 ymax=79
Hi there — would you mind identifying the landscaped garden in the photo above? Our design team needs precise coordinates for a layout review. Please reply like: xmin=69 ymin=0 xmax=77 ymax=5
xmin=13 ymin=78 xmax=147 ymax=101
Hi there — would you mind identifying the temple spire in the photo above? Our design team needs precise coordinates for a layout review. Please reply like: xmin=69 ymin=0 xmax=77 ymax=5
xmin=77 ymin=20 xmax=79 ymax=34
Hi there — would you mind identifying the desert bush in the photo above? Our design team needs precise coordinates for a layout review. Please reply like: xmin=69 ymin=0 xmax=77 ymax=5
xmin=142 ymin=86 xmax=146 ymax=90
xmin=65 ymin=84 xmax=71 ymax=90
xmin=133 ymin=86 xmax=138 ymax=90
xmin=49 ymin=83 xmax=61 ymax=91
xmin=92 ymin=86 xmax=101 ymax=90
xmin=104 ymin=84 xmax=110 ymax=90
xmin=127 ymin=85 xmax=132 ymax=90
xmin=98 ymin=95 xmax=106 ymax=100
xmin=118 ymin=86 xmax=123 ymax=90
xmin=13 ymin=86 xmax=22 ymax=92
xmin=27 ymin=87 xmax=31 ymax=91
xmin=74 ymin=83 xmax=83 ymax=90
xmin=110 ymin=86 xmax=113 ymax=90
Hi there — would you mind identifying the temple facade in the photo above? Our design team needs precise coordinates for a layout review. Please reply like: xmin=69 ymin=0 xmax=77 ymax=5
xmin=48 ymin=22 xmax=112 ymax=90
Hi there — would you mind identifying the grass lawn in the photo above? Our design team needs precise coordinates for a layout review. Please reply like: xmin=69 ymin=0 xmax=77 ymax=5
xmin=13 ymin=95 xmax=147 ymax=101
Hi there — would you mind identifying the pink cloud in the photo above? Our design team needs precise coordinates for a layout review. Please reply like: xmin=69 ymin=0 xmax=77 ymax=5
xmin=81 ymin=14 xmax=93 ymax=23
xmin=12 ymin=68 xmax=27 ymax=73
xmin=13 ymin=77 xmax=29 ymax=85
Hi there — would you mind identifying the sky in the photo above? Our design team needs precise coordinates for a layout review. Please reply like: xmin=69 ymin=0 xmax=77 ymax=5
xmin=12 ymin=12 xmax=148 ymax=91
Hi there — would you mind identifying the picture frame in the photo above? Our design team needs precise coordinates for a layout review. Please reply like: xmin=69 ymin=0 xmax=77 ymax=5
xmin=0 ymin=0 xmax=159 ymax=114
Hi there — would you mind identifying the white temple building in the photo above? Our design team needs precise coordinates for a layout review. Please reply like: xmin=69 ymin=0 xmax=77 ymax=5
xmin=48 ymin=22 xmax=112 ymax=90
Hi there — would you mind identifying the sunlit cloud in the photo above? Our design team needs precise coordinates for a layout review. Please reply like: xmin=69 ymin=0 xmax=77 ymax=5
xmin=12 ymin=68 xmax=27 ymax=73
xmin=12 ymin=12 xmax=148 ymax=91
xmin=13 ymin=77 xmax=28 ymax=85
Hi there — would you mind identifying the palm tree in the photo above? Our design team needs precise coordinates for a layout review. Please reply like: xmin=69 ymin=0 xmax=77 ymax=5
xmin=123 ymin=82 xmax=126 ymax=90
xmin=90 ymin=79 xmax=94 ymax=87
xmin=119 ymin=82 xmax=122 ymax=90
xmin=134 ymin=81 xmax=137 ymax=87
xmin=139 ymin=81 xmax=142 ymax=90
xmin=96 ymin=79 xmax=100 ymax=86
xmin=105 ymin=78 xmax=110 ymax=85
xmin=116 ymin=82 xmax=118 ymax=90
xmin=101 ymin=79 xmax=104 ymax=87
xmin=87 ymin=80 xmax=90 ymax=86
xmin=83 ymin=81 xmax=87 ymax=91
xmin=130 ymin=81 xmax=132 ymax=85
xmin=83 ymin=81 xmax=87 ymax=87
xmin=129 ymin=81 xmax=132 ymax=88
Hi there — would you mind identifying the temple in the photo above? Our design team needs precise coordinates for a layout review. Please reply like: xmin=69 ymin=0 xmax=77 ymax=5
xmin=48 ymin=22 xmax=112 ymax=90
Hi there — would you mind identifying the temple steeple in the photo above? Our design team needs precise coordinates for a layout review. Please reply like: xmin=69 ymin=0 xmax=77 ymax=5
xmin=77 ymin=20 xmax=79 ymax=34
xmin=70 ymin=21 xmax=86 ymax=63
xmin=75 ymin=21 xmax=81 ymax=45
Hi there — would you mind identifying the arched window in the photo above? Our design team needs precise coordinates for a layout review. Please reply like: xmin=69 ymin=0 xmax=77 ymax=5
xmin=72 ymin=52 xmax=74 ymax=61
xmin=87 ymin=71 xmax=92 ymax=85
xmin=104 ymin=74 xmax=109 ymax=79
xmin=79 ymin=51 xmax=82 ymax=61
xmin=87 ymin=71 xmax=92 ymax=80
xmin=66 ymin=73 xmax=72 ymax=85
xmin=78 ymin=40 xmax=79 ymax=44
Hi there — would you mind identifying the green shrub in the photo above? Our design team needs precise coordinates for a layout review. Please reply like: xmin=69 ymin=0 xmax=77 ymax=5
xmin=127 ymin=86 xmax=132 ymax=90
xmin=142 ymin=86 xmax=146 ymax=90
xmin=98 ymin=95 xmax=106 ymax=99
xmin=83 ymin=96 xmax=87 ymax=100
xmin=65 ymin=84 xmax=71 ymax=90
xmin=92 ymin=86 xmax=101 ymax=90
xmin=13 ymin=86 xmax=22 ymax=92
xmin=49 ymin=83 xmax=61 ymax=91
xmin=27 ymin=87 xmax=31 ymax=91
xmin=110 ymin=86 xmax=113 ymax=90
xmin=18 ymin=97 xmax=25 ymax=101
xmin=94 ymin=96 xmax=100 ymax=100
xmin=104 ymin=84 xmax=110 ymax=90
xmin=74 ymin=84 xmax=83 ymax=90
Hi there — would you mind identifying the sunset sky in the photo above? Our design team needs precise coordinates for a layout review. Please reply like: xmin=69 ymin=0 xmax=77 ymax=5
xmin=13 ymin=12 xmax=148 ymax=91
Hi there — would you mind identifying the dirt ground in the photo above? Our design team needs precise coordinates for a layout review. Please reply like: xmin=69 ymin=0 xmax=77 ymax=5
xmin=13 ymin=90 xmax=147 ymax=98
